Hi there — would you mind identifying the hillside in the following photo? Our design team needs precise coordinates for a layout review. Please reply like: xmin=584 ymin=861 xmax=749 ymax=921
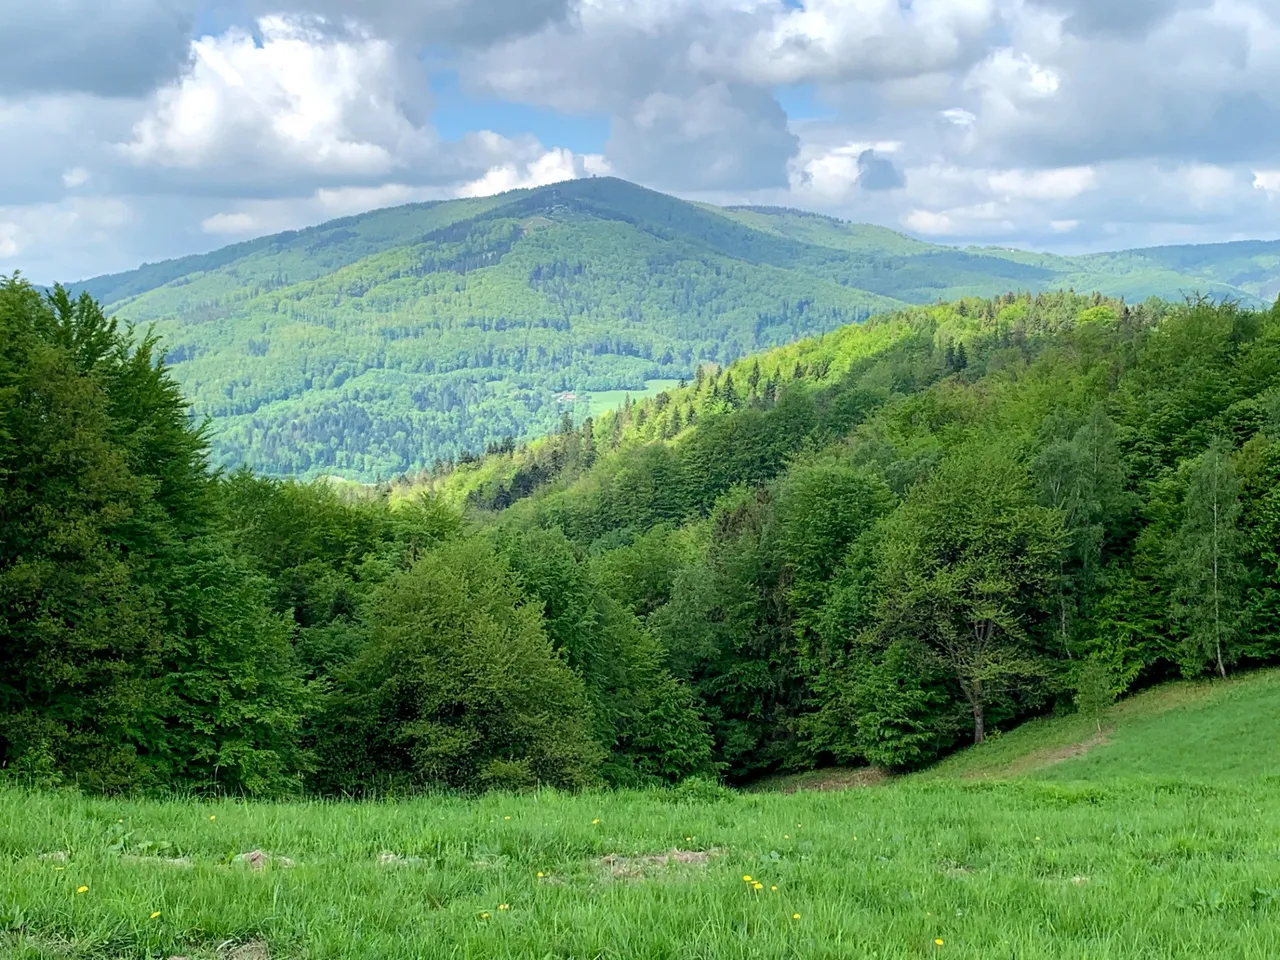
xmin=73 ymin=177 xmax=1280 ymax=480
xmin=4 ymin=672 xmax=1278 ymax=958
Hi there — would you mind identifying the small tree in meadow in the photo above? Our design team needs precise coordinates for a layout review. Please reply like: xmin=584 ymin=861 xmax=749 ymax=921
xmin=1073 ymin=657 xmax=1115 ymax=733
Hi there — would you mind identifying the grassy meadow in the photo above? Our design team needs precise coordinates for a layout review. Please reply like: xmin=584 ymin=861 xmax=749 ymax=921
xmin=3 ymin=672 xmax=1280 ymax=959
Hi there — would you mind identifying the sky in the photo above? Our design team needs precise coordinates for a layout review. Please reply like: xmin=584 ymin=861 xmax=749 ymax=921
xmin=2 ymin=0 xmax=1279 ymax=283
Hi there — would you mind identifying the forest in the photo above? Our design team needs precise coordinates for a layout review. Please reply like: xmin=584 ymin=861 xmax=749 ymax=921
xmin=72 ymin=177 xmax=1280 ymax=481
xmin=5 ymin=272 xmax=1280 ymax=795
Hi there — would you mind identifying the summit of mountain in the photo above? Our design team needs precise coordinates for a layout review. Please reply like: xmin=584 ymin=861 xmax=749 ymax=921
xmin=67 ymin=176 xmax=1280 ymax=480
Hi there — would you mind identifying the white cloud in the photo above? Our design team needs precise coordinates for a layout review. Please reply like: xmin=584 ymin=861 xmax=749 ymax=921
xmin=987 ymin=166 xmax=1097 ymax=201
xmin=695 ymin=0 xmax=999 ymax=85
xmin=0 ymin=197 xmax=132 ymax=273
xmin=1255 ymin=170 xmax=1280 ymax=197
xmin=120 ymin=16 xmax=432 ymax=181
xmin=61 ymin=167 xmax=91 ymax=189
xmin=456 ymin=148 xmax=610 ymax=197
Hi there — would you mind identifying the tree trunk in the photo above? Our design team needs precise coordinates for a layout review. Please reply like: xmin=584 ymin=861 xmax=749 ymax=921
xmin=972 ymin=701 xmax=985 ymax=745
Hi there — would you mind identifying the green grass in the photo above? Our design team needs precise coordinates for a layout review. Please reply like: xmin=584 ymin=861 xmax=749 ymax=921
xmin=5 ymin=671 xmax=1280 ymax=958
xmin=576 ymin=379 xmax=683 ymax=420
xmin=919 ymin=668 xmax=1280 ymax=782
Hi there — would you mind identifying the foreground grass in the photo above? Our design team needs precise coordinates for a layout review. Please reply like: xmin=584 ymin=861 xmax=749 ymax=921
xmin=5 ymin=671 xmax=1280 ymax=958
xmin=4 ymin=774 xmax=1279 ymax=959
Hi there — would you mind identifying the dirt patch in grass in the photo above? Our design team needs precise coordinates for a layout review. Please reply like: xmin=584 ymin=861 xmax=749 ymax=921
xmin=232 ymin=850 xmax=295 ymax=870
xmin=749 ymin=767 xmax=891 ymax=794
xmin=598 ymin=847 xmax=721 ymax=880
xmin=977 ymin=730 xmax=1112 ymax=779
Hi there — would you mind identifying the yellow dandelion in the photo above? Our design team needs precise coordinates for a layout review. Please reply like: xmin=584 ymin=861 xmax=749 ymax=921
xmin=770 ymin=885 xmax=777 ymax=892
xmin=783 ymin=834 xmax=789 ymax=839
xmin=537 ymin=872 xmax=545 ymax=878
xmin=76 ymin=886 xmax=88 ymax=894
xmin=935 ymin=939 xmax=945 ymax=946
xmin=753 ymin=882 xmax=763 ymax=890
xmin=685 ymin=836 xmax=692 ymax=842
xmin=504 ymin=816 xmax=511 ymax=820
xmin=480 ymin=912 xmax=491 ymax=919
xmin=742 ymin=875 xmax=752 ymax=882
xmin=209 ymin=815 xmax=216 ymax=821
xmin=792 ymin=913 xmax=801 ymax=920
xmin=150 ymin=911 xmax=161 ymax=920
xmin=498 ymin=903 xmax=509 ymax=911
xmin=592 ymin=818 xmax=601 ymax=825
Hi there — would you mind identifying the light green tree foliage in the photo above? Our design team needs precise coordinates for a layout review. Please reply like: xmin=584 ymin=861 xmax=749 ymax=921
xmin=1171 ymin=438 xmax=1244 ymax=678
xmin=1073 ymin=656 xmax=1116 ymax=732
xmin=1033 ymin=405 xmax=1130 ymax=657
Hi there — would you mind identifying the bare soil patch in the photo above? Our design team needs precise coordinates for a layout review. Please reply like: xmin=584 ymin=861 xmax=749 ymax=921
xmin=598 ymin=847 xmax=721 ymax=880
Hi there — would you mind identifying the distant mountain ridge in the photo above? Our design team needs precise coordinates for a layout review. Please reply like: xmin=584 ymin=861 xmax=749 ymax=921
xmin=70 ymin=177 xmax=1280 ymax=480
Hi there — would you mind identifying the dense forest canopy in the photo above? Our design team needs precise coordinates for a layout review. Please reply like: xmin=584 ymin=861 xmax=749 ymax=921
xmin=5 ymin=272 xmax=1280 ymax=794
xmin=69 ymin=178 xmax=1280 ymax=481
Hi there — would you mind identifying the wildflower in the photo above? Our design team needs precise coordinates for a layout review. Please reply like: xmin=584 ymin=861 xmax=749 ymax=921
xmin=592 ymin=818 xmax=601 ymax=825
xmin=935 ymin=939 xmax=944 ymax=946
xmin=792 ymin=913 xmax=801 ymax=920
xmin=537 ymin=872 xmax=545 ymax=878
xmin=685 ymin=836 xmax=692 ymax=842
xmin=504 ymin=816 xmax=511 ymax=821
xmin=480 ymin=912 xmax=491 ymax=919
xmin=150 ymin=912 xmax=161 ymax=920
xmin=770 ymin=886 xmax=777 ymax=892
xmin=76 ymin=886 xmax=88 ymax=894
xmin=753 ymin=882 xmax=763 ymax=890
xmin=784 ymin=834 xmax=789 ymax=839
xmin=498 ymin=904 xmax=509 ymax=911
xmin=742 ymin=875 xmax=752 ymax=882
xmin=209 ymin=815 xmax=216 ymax=821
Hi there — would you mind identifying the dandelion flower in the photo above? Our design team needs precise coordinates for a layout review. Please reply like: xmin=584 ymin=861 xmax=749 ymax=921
xmin=480 ymin=912 xmax=491 ymax=919
xmin=783 ymin=834 xmax=789 ymax=839
xmin=209 ymin=815 xmax=216 ymax=821
xmin=792 ymin=913 xmax=801 ymax=920
xmin=76 ymin=886 xmax=88 ymax=894
xmin=537 ymin=872 xmax=545 ymax=878
xmin=498 ymin=903 xmax=509 ymax=911
xmin=753 ymin=882 xmax=763 ymax=890
xmin=150 ymin=912 xmax=161 ymax=920
xmin=592 ymin=818 xmax=601 ymax=825
xmin=743 ymin=875 xmax=752 ymax=882
xmin=685 ymin=836 xmax=692 ymax=842
xmin=935 ymin=939 xmax=944 ymax=946
xmin=504 ymin=816 xmax=511 ymax=821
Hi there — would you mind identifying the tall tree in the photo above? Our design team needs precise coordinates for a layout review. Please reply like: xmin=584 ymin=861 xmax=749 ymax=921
xmin=871 ymin=445 xmax=1066 ymax=744
xmin=1170 ymin=438 xmax=1243 ymax=678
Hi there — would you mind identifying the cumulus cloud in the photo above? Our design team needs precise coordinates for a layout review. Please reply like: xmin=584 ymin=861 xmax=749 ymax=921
xmin=5 ymin=0 xmax=1280 ymax=282
xmin=0 ymin=0 xmax=197 ymax=97
xmin=119 ymin=17 xmax=434 ymax=184
xmin=694 ymin=0 xmax=999 ymax=85
xmin=457 ymin=147 xmax=611 ymax=197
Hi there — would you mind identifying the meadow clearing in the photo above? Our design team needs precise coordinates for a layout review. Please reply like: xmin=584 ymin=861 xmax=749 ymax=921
xmin=3 ymin=670 xmax=1278 ymax=960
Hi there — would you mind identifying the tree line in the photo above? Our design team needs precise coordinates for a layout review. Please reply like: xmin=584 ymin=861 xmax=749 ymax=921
xmin=4 ymin=275 xmax=1279 ymax=793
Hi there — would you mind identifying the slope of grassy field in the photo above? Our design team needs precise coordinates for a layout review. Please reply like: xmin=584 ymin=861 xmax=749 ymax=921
xmin=4 ymin=672 xmax=1279 ymax=959
xmin=920 ymin=669 xmax=1280 ymax=783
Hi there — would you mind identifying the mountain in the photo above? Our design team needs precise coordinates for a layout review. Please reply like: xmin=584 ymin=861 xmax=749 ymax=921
xmin=74 ymin=177 xmax=1280 ymax=480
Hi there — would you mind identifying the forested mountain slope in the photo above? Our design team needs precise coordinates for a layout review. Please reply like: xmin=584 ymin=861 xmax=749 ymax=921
xmin=71 ymin=177 xmax=1280 ymax=480
xmin=6 ymin=272 xmax=1280 ymax=799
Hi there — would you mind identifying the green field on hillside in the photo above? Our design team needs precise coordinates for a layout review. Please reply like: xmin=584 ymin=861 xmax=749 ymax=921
xmin=5 ymin=671 xmax=1278 ymax=960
